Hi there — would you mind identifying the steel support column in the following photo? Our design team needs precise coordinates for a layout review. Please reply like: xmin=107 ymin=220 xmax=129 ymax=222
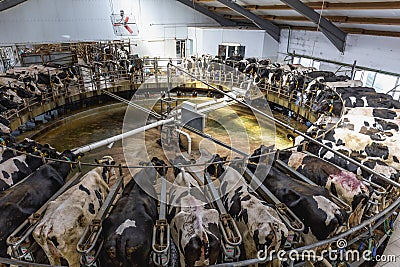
xmin=280 ymin=0 xmax=347 ymax=52
xmin=216 ymin=0 xmax=280 ymax=42
xmin=0 ymin=0 xmax=27 ymax=11
xmin=176 ymin=0 xmax=237 ymax=27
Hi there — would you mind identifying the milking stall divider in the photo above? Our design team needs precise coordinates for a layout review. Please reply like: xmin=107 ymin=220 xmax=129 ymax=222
xmin=2 ymin=60 xmax=400 ymax=267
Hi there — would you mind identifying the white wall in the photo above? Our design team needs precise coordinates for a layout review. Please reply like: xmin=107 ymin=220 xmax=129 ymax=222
xmin=188 ymin=27 xmax=279 ymax=59
xmin=278 ymin=29 xmax=400 ymax=74
xmin=262 ymin=33 xmax=279 ymax=62
xmin=0 ymin=0 xmax=116 ymax=44
xmin=0 ymin=0 xmax=218 ymax=57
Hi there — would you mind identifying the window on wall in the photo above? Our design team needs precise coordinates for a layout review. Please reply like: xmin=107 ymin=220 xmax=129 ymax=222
xmin=312 ymin=60 xmax=320 ymax=70
xmin=393 ymin=78 xmax=400 ymax=101
xmin=299 ymin=58 xmax=313 ymax=68
xmin=176 ymin=40 xmax=186 ymax=58
xmin=354 ymin=70 xmax=363 ymax=81
xmin=218 ymin=44 xmax=245 ymax=60
xmin=292 ymin=57 xmax=319 ymax=70
xmin=374 ymin=73 xmax=398 ymax=93
xmin=354 ymin=70 xmax=400 ymax=99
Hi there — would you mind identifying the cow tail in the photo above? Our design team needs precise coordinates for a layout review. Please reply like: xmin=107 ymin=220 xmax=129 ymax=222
xmin=201 ymin=230 xmax=210 ymax=259
xmin=191 ymin=199 xmax=210 ymax=260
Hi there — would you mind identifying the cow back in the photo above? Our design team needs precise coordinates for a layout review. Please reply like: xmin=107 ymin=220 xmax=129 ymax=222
xmin=0 ymin=163 xmax=68 ymax=257
xmin=100 ymin=168 xmax=158 ymax=267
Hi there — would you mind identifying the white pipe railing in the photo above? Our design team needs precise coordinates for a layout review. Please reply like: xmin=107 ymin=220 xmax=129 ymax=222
xmin=176 ymin=129 xmax=192 ymax=155
xmin=73 ymin=118 xmax=174 ymax=154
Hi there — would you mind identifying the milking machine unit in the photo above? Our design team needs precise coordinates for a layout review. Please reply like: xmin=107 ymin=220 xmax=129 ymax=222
xmin=152 ymin=169 xmax=171 ymax=266
xmin=151 ymin=65 xmax=175 ymax=266
xmin=77 ymin=169 xmax=124 ymax=267
xmin=185 ymin=163 xmax=242 ymax=262
xmin=203 ymin=172 xmax=242 ymax=262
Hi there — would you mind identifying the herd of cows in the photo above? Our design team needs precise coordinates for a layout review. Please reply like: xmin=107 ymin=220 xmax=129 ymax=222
xmin=0 ymin=56 xmax=399 ymax=267
xmin=0 ymin=64 xmax=80 ymax=109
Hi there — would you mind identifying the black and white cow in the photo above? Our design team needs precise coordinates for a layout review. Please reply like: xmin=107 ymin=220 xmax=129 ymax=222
xmin=252 ymin=164 xmax=348 ymax=243
xmin=322 ymin=128 xmax=400 ymax=168
xmin=0 ymin=96 xmax=18 ymax=110
xmin=337 ymin=87 xmax=400 ymax=109
xmin=341 ymin=114 xmax=399 ymax=133
xmin=354 ymin=155 xmax=400 ymax=188
xmin=296 ymin=137 xmax=357 ymax=171
xmin=278 ymin=150 xmax=370 ymax=225
xmin=314 ymin=97 xmax=343 ymax=116
xmin=33 ymin=156 xmax=114 ymax=266
xmin=295 ymin=136 xmax=400 ymax=190
xmin=0 ymin=150 xmax=81 ymax=258
xmin=207 ymin=155 xmax=288 ymax=264
xmin=0 ymin=138 xmax=45 ymax=163
xmin=0 ymin=116 xmax=10 ymax=127
xmin=168 ymin=156 xmax=221 ymax=267
xmin=346 ymin=107 xmax=400 ymax=121
xmin=0 ymin=123 xmax=10 ymax=135
xmin=99 ymin=157 xmax=164 ymax=267
xmin=0 ymin=147 xmax=57 ymax=191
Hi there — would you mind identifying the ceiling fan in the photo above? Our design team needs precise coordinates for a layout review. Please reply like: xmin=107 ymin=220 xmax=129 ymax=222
xmin=111 ymin=10 xmax=137 ymax=35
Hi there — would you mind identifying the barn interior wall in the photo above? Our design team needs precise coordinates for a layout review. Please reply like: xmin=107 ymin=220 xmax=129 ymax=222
xmin=0 ymin=0 xmax=218 ymax=58
xmin=188 ymin=27 xmax=278 ymax=59
xmin=278 ymin=29 xmax=400 ymax=74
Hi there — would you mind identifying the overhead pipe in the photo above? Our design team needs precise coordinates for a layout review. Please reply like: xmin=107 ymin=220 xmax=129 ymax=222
xmin=73 ymin=118 xmax=174 ymax=154
xmin=176 ymin=129 xmax=192 ymax=155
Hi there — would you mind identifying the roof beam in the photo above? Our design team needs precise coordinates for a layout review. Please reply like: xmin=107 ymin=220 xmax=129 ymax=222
xmin=207 ymin=1 xmax=400 ymax=11
xmin=291 ymin=26 xmax=400 ymax=38
xmin=176 ymin=0 xmax=237 ymax=26
xmin=225 ymin=14 xmax=400 ymax=26
xmin=215 ymin=0 xmax=280 ymax=41
xmin=0 ymin=0 xmax=28 ymax=11
xmin=279 ymin=0 xmax=347 ymax=52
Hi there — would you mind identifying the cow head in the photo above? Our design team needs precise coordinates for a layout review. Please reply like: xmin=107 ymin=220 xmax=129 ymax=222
xmin=39 ymin=145 xmax=58 ymax=158
xmin=0 ymin=123 xmax=11 ymax=135
xmin=18 ymin=138 xmax=41 ymax=153
xmin=0 ymin=135 xmax=13 ymax=147
xmin=206 ymin=154 xmax=227 ymax=178
xmin=95 ymin=156 xmax=116 ymax=183
xmin=59 ymin=150 xmax=84 ymax=166
xmin=151 ymin=157 xmax=168 ymax=177
xmin=171 ymin=155 xmax=192 ymax=177
xmin=0 ymin=115 xmax=11 ymax=127
xmin=249 ymin=145 xmax=275 ymax=164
